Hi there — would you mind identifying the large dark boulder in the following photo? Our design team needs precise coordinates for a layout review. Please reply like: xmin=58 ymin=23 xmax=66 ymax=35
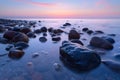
xmin=60 ymin=41 xmax=101 ymax=71
xmin=20 ymin=27 xmax=31 ymax=34
xmin=68 ymin=30 xmax=80 ymax=40
xmin=12 ymin=32 xmax=29 ymax=43
xmin=3 ymin=31 xmax=29 ymax=43
xmin=90 ymin=37 xmax=113 ymax=50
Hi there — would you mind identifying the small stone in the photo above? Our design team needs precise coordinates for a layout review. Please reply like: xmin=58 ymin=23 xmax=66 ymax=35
xmin=27 ymin=62 xmax=33 ymax=66
xmin=32 ymin=53 xmax=39 ymax=58
xmin=53 ymin=63 xmax=61 ymax=71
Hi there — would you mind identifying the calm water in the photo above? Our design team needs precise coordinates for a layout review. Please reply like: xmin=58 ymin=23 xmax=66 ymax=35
xmin=0 ymin=19 xmax=120 ymax=80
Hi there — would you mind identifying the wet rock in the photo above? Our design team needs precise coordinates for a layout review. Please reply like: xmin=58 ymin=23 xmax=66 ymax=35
xmin=34 ymin=29 xmax=41 ymax=34
xmin=43 ymin=33 xmax=47 ymax=36
xmin=102 ymin=60 xmax=120 ymax=71
xmin=27 ymin=62 xmax=33 ymax=66
xmin=53 ymin=29 xmax=64 ymax=34
xmin=60 ymin=41 xmax=101 ymax=71
xmin=32 ymin=52 xmax=39 ymax=58
xmin=6 ymin=44 xmax=14 ymax=51
xmin=52 ymin=36 xmax=61 ymax=41
xmin=12 ymin=32 xmax=29 ymax=43
xmin=0 ymin=25 xmax=6 ymax=32
xmin=87 ymin=30 xmax=94 ymax=34
xmin=0 ymin=37 xmax=9 ymax=44
xmin=39 ymin=37 xmax=47 ymax=43
xmin=63 ymin=23 xmax=71 ymax=26
xmin=94 ymin=30 xmax=104 ymax=34
xmin=20 ymin=27 xmax=31 ymax=34
xmin=27 ymin=32 xmax=36 ymax=38
xmin=40 ymin=27 xmax=47 ymax=32
xmin=102 ymin=37 xmax=115 ymax=44
xmin=82 ymin=28 xmax=89 ymax=32
xmin=114 ymin=54 xmax=120 ymax=59
xmin=12 ymin=26 xmax=21 ymax=32
xmin=14 ymin=41 xmax=29 ymax=49
xmin=68 ymin=30 xmax=80 ymax=40
xmin=70 ymin=39 xmax=84 ymax=46
xmin=8 ymin=49 xmax=24 ymax=59
xmin=48 ymin=27 xmax=53 ymax=32
xmin=3 ymin=31 xmax=18 ymax=40
xmin=53 ymin=63 xmax=61 ymax=71
xmin=90 ymin=37 xmax=113 ymax=50
xmin=108 ymin=34 xmax=116 ymax=37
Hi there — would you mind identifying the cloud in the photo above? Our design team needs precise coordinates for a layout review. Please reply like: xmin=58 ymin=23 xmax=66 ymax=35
xmin=96 ymin=0 xmax=112 ymax=9
xmin=13 ymin=0 xmax=56 ymax=7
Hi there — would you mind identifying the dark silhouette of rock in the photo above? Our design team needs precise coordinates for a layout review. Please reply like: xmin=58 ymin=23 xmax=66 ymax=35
xmin=8 ymin=49 xmax=24 ymax=59
xmin=63 ymin=23 xmax=71 ymax=26
xmin=40 ymin=27 xmax=47 ymax=32
xmin=70 ymin=39 xmax=84 ymax=46
xmin=39 ymin=37 xmax=47 ymax=43
xmin=27 ymin=32 xmax=36 ymax=38
xmin=0 ymin=25 xmax=6 ymax=32
xmin=68 ymin=30 xmax=80 ymax=40
xmin=20 ymin=27 xmax=31 ymax=34
xmin=12 ymin=32 xmax=29 ymax=43
xmin=48 ymin=27 xmax=53 ymax=32
xmin=3 ymin=31 xmax=18 ymax=40
xmin=87 ymin=30 xmax=94 ymax=34
xmin=52 ymin=36 xmax=61 ymax=41
xmin=14 ymin=41 xmax=29 ymax=49
xmin=82 ymin=28 xmax=89 ymax=32
xmin=34 ymin=29 xmax=41 ymax=34
xmin=94 ymin=30 xmax=104 ymax=34
xmin=102 ymin=37 xmax=115 ymax=44
xmin=60 ymin=41 xmax=101 ymax=71
xmin=53 ymin=29 xmax=64 ymax=34
xmin=90 ymin=37 xmax=113 ymax=50
xmin=12 ymin=26 xmax=21 ymax=32
xmin=0 ymin=37 xmax=9 ymax=44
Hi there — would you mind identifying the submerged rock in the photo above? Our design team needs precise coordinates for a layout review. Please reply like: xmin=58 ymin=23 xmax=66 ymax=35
xmin=63 ymin=23 xmax=71 ymax=26
xmin=8 ymin=49 xmax=24 ymax=59
xmin=39 ymin=37 xmax=47 ymax=43
xmin=32 ymin=52 xmax=39 ymax=58
xmin=68 ymin=30 xmax=80 ymax=40
xmin=101 ymin=37 xmax=115 ymax=44
xmin=87 ymin=30 xmax=94 ymax=35
xmin=102 ymin=60 xmax=120 ymax=71
xmin=82 ymin=28 xmax=89 ymax=32
xmin=53 ymin=63 xmax=61 ymax=71
xmin=70 ymin=39 xmax=84 ymax=46
xmin=52 ymin=36 xmax=61 ymax=41
xmin=60 ymin=41 xmax=101 ymax=71
xmin=90 ymin=37 xmax=113 ymax=50
xmin=14 ymin=41 xmax=29 ymax=49
xmin=27 ymin=32 xmax=36 ymax=38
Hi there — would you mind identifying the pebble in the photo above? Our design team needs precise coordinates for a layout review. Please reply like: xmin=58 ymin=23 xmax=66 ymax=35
xmin=53 ymin=63 xmax=61 ymax=71
xmin=32 ymin=52 xmax=39 ymax=58
xmin=27 ymin=62 xmax=33 ymax=66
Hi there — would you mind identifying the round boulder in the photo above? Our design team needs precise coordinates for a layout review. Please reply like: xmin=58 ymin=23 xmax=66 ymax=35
xmin=68 ymin=30 xmax=80 ymax=40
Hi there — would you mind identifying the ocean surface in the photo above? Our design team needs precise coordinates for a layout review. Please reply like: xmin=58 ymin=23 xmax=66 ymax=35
xmin=0 ymin=19 xmax=120 ymax=80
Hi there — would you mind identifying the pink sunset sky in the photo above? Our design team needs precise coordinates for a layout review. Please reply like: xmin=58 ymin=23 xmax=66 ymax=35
xmin=0 ymin=0 xmax=120 ymax=18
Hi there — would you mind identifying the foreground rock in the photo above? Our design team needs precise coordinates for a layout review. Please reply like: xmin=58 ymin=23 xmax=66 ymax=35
xmin=3 ymin=31 xmax=29 ymax=43
xmin=70 ymin=39 xmax=84 ymax=46
xmin=68 ymin=30 xmax=80 ymax=40
xmin=90 ymin=37 xmax=113 ymax=50
xmin=8 ymin=49 xmax=24 ymax=59
xmin=60 ymin=41 xmax=101 ymax=71
xmin=102 ymin=60 xmax=120 ymax=71
xmin=14 ymin=41 xmax=29 ymax=49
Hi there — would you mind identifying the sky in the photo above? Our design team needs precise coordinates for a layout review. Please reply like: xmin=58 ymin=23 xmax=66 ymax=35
xmin=0 ymin=0 xmax=120 ymax=19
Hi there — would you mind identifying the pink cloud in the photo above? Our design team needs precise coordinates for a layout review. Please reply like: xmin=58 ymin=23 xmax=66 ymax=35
xmin=96 ymin=0 xmax=112 ymax=9
xmin=13 ymin=0 xmax=56 ymax=7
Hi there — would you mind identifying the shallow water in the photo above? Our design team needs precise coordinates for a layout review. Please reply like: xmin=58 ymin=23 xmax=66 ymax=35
xmin=0 ymin=19 xmax=120 ymax=80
